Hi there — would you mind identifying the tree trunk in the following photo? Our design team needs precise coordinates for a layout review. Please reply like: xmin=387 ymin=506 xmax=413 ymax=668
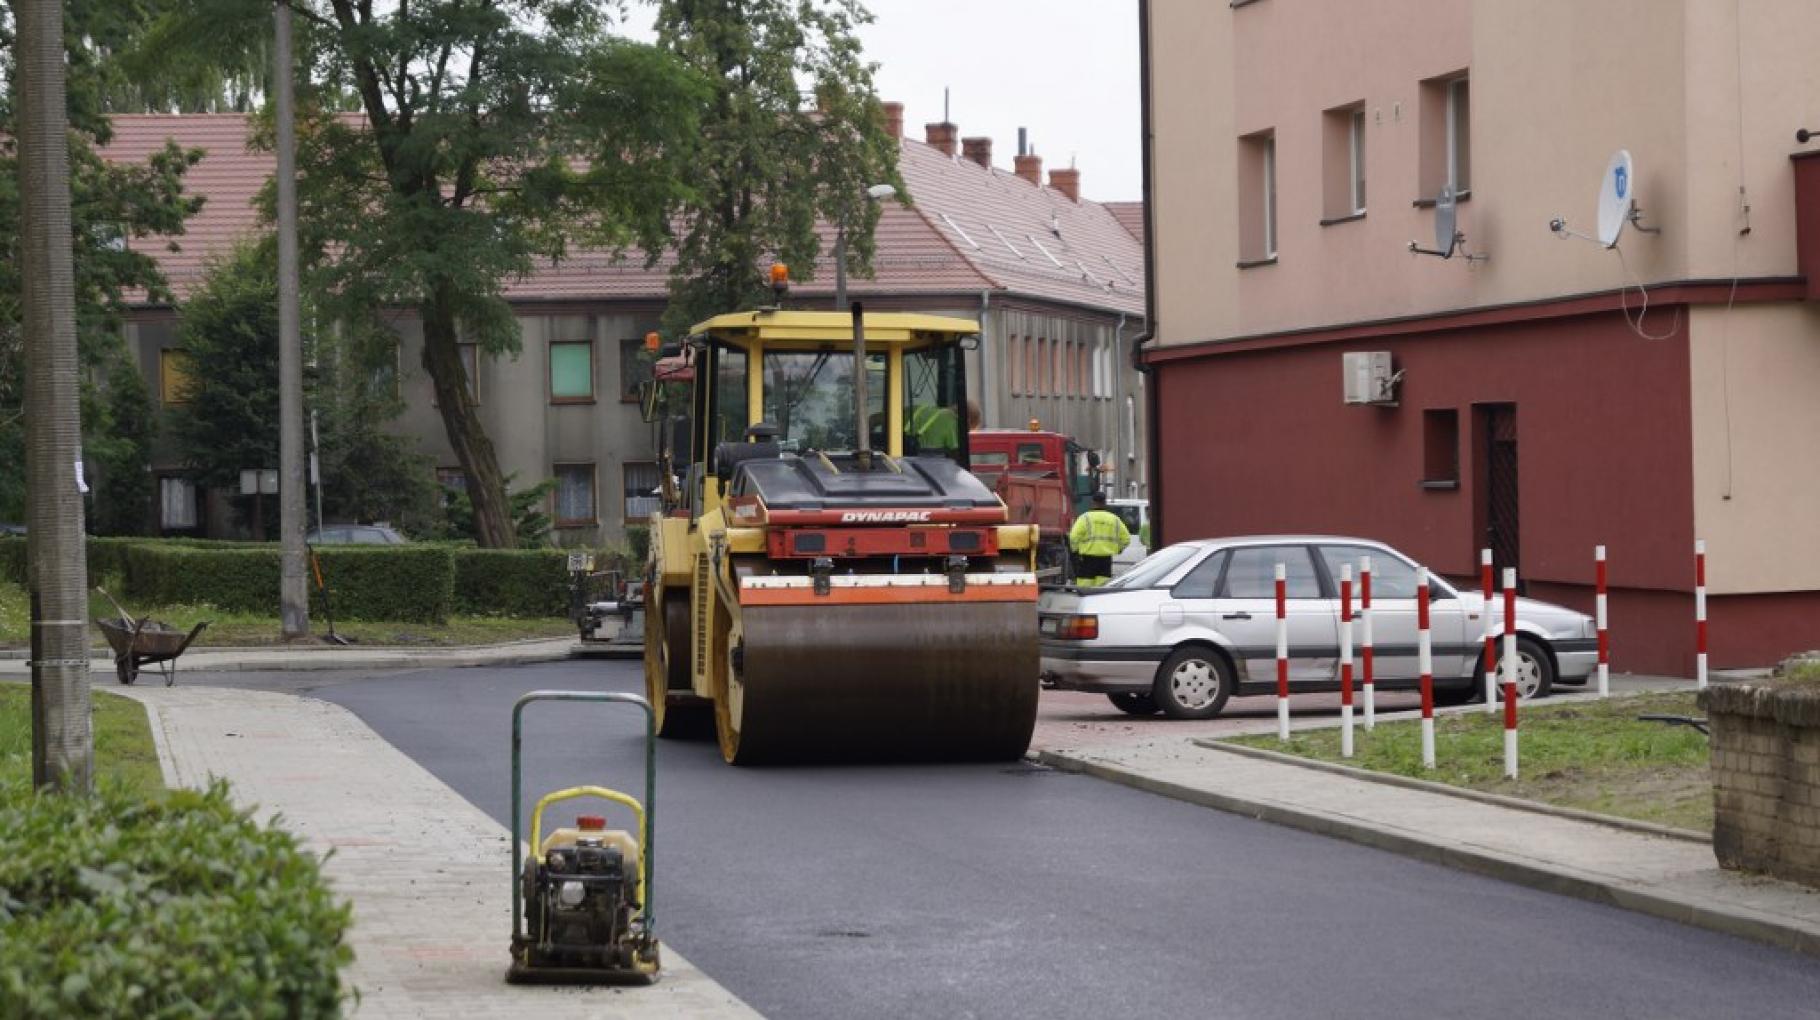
xmin=420 ymin=293 xmax=515 ymax=548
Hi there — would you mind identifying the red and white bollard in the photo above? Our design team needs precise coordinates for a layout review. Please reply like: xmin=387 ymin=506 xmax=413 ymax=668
xmin=1695 ymin=539 xmax=1708 ymax=689
xmin=1595 ymin=545 xmax=1610 ymax=697
xmin=1275 ymin=562 xmax=1290 ymax=741
xmin=1503 ymin=567 xmax=1519 ymax=779
xmin=1360 ymin=555 xmax=1376 ymax=731
xmin=1340 ymin=564 xmax=1355 ymax=759
xmin=1418 ymin=566 xmax=1435 ymax=769
xmin=1481 ymin=548 xmax=1496 ymax=713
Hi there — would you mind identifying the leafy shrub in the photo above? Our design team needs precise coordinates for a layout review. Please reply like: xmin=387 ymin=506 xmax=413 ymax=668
xmin=624 ymin=524 xmax=651 ymax=565
xmin=0 ymin=780 xmax=352 ymax=1017
xmin=452 ymin=549 xmax=571 ymax=618
xmin=123 ymin=543 xmax=455 ymax=623
xmin=0 ymin=538 xmax=21 ymax=585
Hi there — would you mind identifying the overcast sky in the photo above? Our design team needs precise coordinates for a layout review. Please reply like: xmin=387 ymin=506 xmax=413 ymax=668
xmin=617 ymin=0 xmax=1143 ymax=202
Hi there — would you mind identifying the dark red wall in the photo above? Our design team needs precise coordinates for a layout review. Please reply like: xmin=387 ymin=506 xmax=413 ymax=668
xmin=1155 ymin=309 xmax=1738 ymax=675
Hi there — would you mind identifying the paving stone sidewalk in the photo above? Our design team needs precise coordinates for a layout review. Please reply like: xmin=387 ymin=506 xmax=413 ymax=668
xmin=0 ymin=637 xmax=577 ymax=677
xmin=120 ymin=685 xmax=758 ymax=1020
xmin=1038 ymin=734 xmax=1820 ymax=959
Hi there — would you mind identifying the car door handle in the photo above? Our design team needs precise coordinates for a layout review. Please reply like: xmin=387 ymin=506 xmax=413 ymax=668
xmin=1222 ymin=612 xmax=1252 ymax=620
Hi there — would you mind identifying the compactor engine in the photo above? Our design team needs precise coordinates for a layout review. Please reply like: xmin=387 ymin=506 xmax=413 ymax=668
xmin=640 ymin=294 xmax=1041 ymax=764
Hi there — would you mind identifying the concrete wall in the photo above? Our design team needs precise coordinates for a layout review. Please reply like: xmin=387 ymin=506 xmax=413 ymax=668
xmin=1689 ymin=302 xmax=1820 ymax=595
xmin=393 ymin=308 xmax=663 ymax=545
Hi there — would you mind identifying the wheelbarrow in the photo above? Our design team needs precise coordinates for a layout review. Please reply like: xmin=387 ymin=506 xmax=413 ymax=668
xmin=94 ymin=589 xmax=209 ymax=687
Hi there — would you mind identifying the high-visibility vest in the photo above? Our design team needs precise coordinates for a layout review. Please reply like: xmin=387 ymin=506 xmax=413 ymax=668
xmin=1069 ymin=509 xmax=1129 ymax=557
xmin=910 ymin=404 xmax=958 ymax=449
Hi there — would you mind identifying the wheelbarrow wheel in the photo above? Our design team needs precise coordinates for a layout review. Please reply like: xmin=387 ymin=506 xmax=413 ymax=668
xmin=116 ymin=658 xmax=136 ymax=685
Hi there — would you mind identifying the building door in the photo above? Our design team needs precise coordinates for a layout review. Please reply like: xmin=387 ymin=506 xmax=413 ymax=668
xmin=1482 ymin=404 xmax=1520 ymax=586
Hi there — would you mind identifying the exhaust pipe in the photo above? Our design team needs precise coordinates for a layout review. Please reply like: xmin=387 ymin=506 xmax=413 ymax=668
xmin=851 ymin=301 xmax=872 ymax=471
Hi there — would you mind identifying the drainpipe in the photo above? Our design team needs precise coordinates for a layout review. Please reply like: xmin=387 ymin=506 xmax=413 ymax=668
xmin=1112 ymin=311 xmax=1127 ymax=493
xmin=977 ymin=289 xmax=996 ymax=427
xmin=1134 ymin=0 xmax=1163 ymax=543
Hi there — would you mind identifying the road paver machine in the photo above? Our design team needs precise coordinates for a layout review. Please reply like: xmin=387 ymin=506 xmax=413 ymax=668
xmin=640 ymin=291 xmax=1041 ymax=764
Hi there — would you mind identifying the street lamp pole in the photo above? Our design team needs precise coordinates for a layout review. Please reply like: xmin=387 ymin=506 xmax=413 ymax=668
xmin=833 ymin=183 xmax=898 ymax=310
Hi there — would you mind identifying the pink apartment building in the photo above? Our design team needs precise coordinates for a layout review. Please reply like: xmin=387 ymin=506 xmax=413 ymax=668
xmin=1139 ymin=0 xmax=1820 ymax=674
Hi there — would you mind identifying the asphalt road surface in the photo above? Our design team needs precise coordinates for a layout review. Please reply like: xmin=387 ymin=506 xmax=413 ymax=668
xmin=209 ymin=661 xmax=1820 ymax=1019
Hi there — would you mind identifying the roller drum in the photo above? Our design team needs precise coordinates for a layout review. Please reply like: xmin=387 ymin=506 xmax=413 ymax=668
xmin=728 ymin=601 xmax=1038 ymax=763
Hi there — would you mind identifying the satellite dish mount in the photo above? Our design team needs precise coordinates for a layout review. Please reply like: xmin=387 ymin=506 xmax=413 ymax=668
xmin=1408 ymin=186 xmax=1487 ymax=263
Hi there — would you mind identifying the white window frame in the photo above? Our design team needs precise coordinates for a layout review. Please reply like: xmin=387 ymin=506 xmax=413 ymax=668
xmin=1349 ymin=108 xmax=1367 ymax=214
xmin=1262 ymin=136 xmax=1278 ymax=258
xmin=1445 ymin=77 xmax=1469 ymax=193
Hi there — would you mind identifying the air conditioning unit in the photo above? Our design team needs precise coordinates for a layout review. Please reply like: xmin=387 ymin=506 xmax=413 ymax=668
xmin=1342 ymin=351 xmax=1399 ymax=406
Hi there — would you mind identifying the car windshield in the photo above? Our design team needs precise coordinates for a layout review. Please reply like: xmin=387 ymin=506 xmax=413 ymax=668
xmin=1104 ymin=544 xmax=1200 ymax=589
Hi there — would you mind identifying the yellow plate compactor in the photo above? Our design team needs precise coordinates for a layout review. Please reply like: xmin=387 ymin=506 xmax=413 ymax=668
xmin=508 ymin=690 xmax=659 ymax=984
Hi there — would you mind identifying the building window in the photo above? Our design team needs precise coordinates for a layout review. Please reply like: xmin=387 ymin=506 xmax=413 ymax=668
xmin=436 ymin=467 xmax=466 ymax=491
xmin=1049 ymin=339 xmax=1060 ymax=396
xmin=619 ymin=337 xmax=653 ymax=402
xmin=1421 ymin=72 xmax=1470 ymax=200
xmin=1024 ymin=336 xmax=1037 ymax=397
xmin=1422 ymin=409 xmax=1460 ymax=488
xmin=1322 ymin=104 xmax=1368 ymax=222
xmin=623 ymin=461 xmax=661 ymax=521
xmin=553 ymin=464 xmax=597 ymax=526
xmin=1008 ymin=335 xmax=1022 ymax=396
xmin=159 ymin=476 xmax=197 ymax=529
xmin=159 ymin=349 xmax=194 ymax=406
xmin=1238 ymin=130 xmax=1277 ymax=262
xmin=549 ymin=340 xmax=594 ymax=403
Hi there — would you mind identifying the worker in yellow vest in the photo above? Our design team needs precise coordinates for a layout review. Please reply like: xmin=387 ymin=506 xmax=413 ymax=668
xmin=909 ymin=402 xmax=960 ymax=455
xmin=1068 ymin=490 xmax=1130 ymax=587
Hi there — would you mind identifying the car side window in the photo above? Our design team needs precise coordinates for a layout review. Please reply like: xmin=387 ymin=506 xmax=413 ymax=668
xmin=1171 ymin=551 xmax=1228 ymax=599
xmin=1220 ymin=546 xmax=1320 ymax=599
xmin=1317 ymin=546 xmax=1420 ymax=598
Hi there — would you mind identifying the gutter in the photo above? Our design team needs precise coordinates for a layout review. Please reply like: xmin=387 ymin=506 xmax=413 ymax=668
xmin=1134 ymin=0 xmax=1163 ymax=545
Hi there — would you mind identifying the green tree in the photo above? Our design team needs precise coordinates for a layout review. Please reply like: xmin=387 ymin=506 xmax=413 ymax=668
xmin=148 ymin=0 xmax=708 ymax=548
xmin=87 ymin=347 xmax=156 ymax=535
xmin=166 ymin=241 xmax=282 ymax=536
xmin=0 ymin=1 xmax=205 ymax=527
xmin=655 ymin=0 xmax=899 ymax=334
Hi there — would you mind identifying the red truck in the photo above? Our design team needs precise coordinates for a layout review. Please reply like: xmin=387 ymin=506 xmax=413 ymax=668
xmin=968 ymin=427 xmax=1099 ymax=582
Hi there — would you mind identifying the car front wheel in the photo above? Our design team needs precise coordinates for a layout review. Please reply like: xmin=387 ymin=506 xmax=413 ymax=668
xmin=1490 ymin=637 xmax=1555 ymax=701
xmin=1107 ymin=692 xmax=1159 ymax=716
xmin=1152 ymin=647 xmax=1234 ymax=720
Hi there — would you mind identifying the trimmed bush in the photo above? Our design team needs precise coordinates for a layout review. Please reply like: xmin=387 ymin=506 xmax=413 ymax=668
xmin=123 ymin=543 xmax=455 ymax=624
xmin=452 ymin=548 xmax=571 ymax=618
xmin=0 ymin=538 xmax=22 ymax=585
xmin=0 ymin=780 xmax=352 ymax=1017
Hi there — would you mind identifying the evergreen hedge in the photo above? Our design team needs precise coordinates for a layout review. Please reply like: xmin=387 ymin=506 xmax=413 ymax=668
xmin=122 ymin=544 xmax=456 ymax=624
xmin=451 ymin=549 xmax=571 ymax=618
xmin=0 ymin=780 xmax=352 ymax=1017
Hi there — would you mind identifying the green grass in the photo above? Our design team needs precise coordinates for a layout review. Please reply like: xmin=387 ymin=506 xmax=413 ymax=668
xmin=0 ymin=579 xmax=575 ymax=649
xmin=0 ymin=684 xmax=164 ymax=796
xmin=1227 ymin=691 xmax=1714 ymax=833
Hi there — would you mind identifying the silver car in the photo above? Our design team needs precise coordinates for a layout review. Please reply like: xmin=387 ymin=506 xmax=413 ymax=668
xmin=1038 ymin=536 xmax=1599 ymax=719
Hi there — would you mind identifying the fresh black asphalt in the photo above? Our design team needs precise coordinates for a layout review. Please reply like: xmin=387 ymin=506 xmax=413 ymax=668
xmin=206 ymin=661 xmax=1820 ymax=1019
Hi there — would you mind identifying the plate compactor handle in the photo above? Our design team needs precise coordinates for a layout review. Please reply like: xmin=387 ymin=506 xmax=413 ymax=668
xmin=510 ymin=691 xmax=656 ymax=947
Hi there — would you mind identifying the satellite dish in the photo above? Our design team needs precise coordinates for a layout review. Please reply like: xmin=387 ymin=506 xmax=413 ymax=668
xmin=1597 ymin=150 xmax=1633 ymax=247
xmin=1434 ymin=186 xmax=1458 ymax=256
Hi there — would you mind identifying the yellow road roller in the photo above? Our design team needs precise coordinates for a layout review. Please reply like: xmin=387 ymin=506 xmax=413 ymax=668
xmin=640 ymin=289 xmax=1041 ymax=764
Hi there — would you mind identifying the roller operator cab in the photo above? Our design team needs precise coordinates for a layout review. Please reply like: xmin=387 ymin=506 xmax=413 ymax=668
xmin=641 ymin=304 xmax=1042 ymax=764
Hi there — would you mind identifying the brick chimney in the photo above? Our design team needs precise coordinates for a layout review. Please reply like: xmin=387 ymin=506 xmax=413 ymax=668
xmin=925 ymin=121 xmax=958 ymax=157
xmin=1015 ymin=153 xmax=1043 ymax=186
xmin=961 ymin=136 xmax=993 ymax=169
xmin=1049 ymin=167 xmax=1081 ymax=202
xmin=881 ymin=101 xmax=904 ymax=140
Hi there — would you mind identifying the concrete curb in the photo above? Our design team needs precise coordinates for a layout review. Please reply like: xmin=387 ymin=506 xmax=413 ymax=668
xmin=112 ymin=687 xmax=179 ymax=789
xmin=1195 ymin=737 xmax=1712 ymax=845
xmin=1036 ymin=747 xmax=1820 ymax=962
